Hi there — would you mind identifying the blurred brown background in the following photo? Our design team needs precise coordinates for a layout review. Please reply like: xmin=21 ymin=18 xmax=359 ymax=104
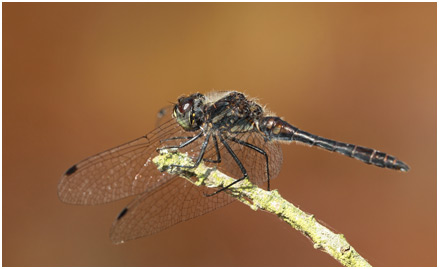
xmin=3 ymin=2 xmax=436 ymax=266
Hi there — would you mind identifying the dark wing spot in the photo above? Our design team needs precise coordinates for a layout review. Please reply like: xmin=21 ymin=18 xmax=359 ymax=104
xmin=65 ymin=165 xmax=78 ymax=175
xmin=117 ymin=208 xmax=128 ymax=220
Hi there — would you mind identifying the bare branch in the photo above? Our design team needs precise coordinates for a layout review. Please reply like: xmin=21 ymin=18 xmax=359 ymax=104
xmin=153 ymin=150 xmax=372 ymax=267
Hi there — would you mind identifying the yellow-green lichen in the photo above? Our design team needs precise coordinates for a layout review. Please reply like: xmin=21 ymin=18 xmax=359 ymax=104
xmin=153 ymin=150 xmax=372 ymax=267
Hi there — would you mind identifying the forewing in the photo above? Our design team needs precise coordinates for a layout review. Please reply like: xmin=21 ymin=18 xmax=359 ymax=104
xmin=58 ymin=118 xmax=202 ymax=205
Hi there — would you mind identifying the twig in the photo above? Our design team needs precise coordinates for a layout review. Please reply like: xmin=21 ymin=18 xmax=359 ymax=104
xmin=153 ymin=150 xmax=372 ymax=267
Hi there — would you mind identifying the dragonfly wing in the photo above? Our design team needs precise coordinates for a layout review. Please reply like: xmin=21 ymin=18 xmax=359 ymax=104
xmin=110 ymin=175 xmax=234 ymax=243
xmin=58 ymin=119 xmax=198 ymax=205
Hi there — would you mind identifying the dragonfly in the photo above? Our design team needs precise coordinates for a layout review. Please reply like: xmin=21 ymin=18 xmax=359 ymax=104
xmin=58 ymin=91 xmax=409 ymax=243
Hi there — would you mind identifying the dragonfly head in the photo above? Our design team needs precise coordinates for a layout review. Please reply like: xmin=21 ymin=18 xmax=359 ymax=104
xmin=174 ymin=93 xmax=206 ymax=131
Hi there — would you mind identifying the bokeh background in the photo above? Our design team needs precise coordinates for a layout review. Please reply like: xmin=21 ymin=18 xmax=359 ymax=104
xmin=3 ymin=2 xmax=436 ymax=266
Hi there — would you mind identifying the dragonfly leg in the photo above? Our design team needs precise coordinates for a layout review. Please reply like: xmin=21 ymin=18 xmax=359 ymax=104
xmin=203 ymin=135 xmax=222 ymax=163
xmin=227 ymin=136 xmax=271 ymax=191
xmin=205 ymin=134 xmax=248 ymax=197
xmin=157 ymin=131 xmax=203 ymax=152
xmin=169 ymin=132 xmax=211 ymax=169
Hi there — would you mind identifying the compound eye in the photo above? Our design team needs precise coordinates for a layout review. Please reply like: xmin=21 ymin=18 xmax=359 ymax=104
xmin=177 ymin=98 xmax=193 ymax=114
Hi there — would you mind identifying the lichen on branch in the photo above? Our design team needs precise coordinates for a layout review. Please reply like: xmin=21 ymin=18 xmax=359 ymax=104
xmin=153 ymin=150 xmax=371 ymax=267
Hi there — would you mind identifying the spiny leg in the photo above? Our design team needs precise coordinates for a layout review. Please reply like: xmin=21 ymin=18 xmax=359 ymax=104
xmin=157 ymin=131 xmax=203 ymax=152
xmin=160 ymin=136 xmax=195 ymax=143
xmin=203 ymin=134 xmax=222 ymax=163
xmin=169 ymin=132 xmax=212 ymax=169
xmin=227 ymin=136 xmax=270 ymax=191
xmin=205 ymin=134 xmax=249 ymax=197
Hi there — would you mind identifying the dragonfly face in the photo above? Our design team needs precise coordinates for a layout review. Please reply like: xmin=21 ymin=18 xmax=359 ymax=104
xmin=173 ymin=93 xmax=205 ymax=132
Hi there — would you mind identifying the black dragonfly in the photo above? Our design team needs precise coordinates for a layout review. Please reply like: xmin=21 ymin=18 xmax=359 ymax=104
xmin=58 ymin=91 xmax=409 ymax=243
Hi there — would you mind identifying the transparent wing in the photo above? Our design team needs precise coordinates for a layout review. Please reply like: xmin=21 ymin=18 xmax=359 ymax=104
xmin=58 ymin=118 xmax=180 ymax=205
xmin=110 ymin=175 xmax=234 ymax=243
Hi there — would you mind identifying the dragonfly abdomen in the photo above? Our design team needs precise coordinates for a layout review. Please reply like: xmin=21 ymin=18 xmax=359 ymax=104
xmin=259 ymin=116 xmax=410 ymax=172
